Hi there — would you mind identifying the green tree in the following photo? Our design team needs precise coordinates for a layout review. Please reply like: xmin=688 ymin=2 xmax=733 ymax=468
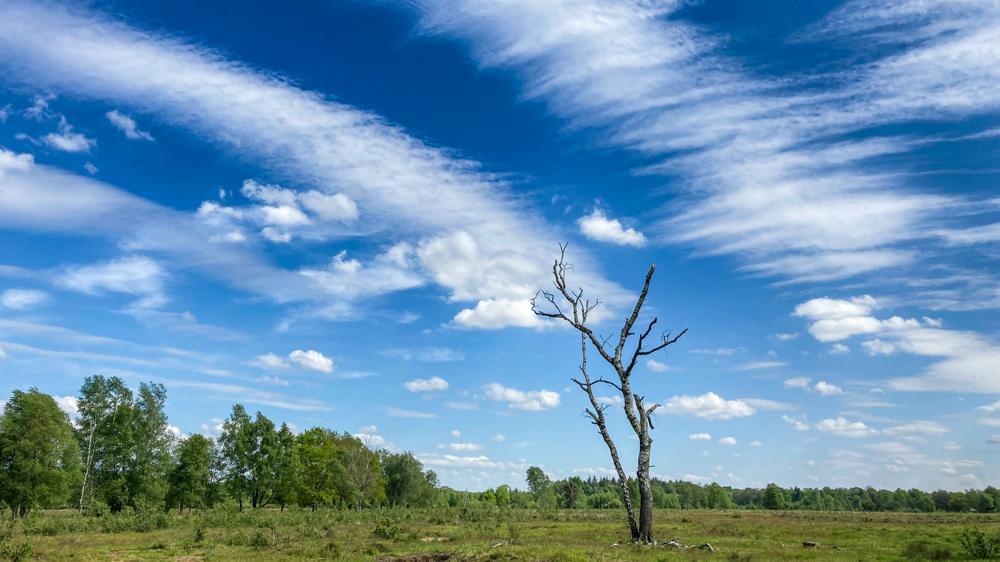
xmin=382 ymin=452 xmax=437 ymax=507
xmin=337 ymin=433 xmax=385 ymax=508
xmin=167 ymin=434 xmax=214 ymax=512
xmin=0 ymin=389 xmax=81 ymax=518
xmin=219 ymin=404 xmax=253 ymax=511
xmin=125 ymin=383 xmax=172 ymax=509
xmin=219 ymin=407 xmax=282 ymax=510
xmin=75 ymin=375 xmax=133 ymax=512
xmin=526 ymin=466 xmax=557 ymax=509
xmin=495 ymin=484 xmax=512 ymax=508
xmin=271 ymin=423 xmax=299 ymax=511
xmin=296 ymin=427 xmax=343 ymax=510
xmin=763 ymin=483 xmax=786 ymax=510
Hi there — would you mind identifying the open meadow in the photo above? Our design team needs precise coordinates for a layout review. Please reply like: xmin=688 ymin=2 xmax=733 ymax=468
xmin=4 ymin=508 xmax=1000 ymax=561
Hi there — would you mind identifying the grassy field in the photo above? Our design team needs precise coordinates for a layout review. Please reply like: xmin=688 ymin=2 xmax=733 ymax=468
xmin=3 ymin=507 xmax=999 ymax=561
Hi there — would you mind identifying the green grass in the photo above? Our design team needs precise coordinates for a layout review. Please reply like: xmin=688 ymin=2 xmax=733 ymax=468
xmin=3 ymin=508 xmax=999 ymax=561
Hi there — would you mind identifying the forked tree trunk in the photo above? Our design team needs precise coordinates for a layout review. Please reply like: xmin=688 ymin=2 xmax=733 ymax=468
xmin=533 ymin=245 xmax=686 ymax=544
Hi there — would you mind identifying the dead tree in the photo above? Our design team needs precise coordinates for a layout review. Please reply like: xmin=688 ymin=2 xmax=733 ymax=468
xmin=531 ymin=245 xmax=686 ymax=543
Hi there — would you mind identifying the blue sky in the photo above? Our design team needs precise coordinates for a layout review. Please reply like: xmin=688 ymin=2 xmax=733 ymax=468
xmin=1 ymin=0 xmax=999 ymax=491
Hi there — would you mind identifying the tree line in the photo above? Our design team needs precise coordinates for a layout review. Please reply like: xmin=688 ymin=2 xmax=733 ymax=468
xmin=2 ymin=379 xmax=997 ymax=519
xmin=0 ymin=377 xmax=437 ymax=518
xmin=518 ymin=469 xmax=1000 ymax=513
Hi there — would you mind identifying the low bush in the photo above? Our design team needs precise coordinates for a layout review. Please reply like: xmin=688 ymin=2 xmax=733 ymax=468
xmin=959 ymin=528 xmax=1000 ymax=560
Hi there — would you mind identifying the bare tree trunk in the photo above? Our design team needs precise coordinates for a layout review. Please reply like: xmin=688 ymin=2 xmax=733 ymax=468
xmin=576 ymin=334 xmax=640 ymax=540
xmin=533 ymin=245 xmax=686 ymax=544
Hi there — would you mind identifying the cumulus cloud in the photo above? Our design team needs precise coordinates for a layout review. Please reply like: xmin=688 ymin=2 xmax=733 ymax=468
xmin=404 ymin=376 xmax=449 ymax=393
xmin=288 ymin=349 xmax=334 ymax=373
xmin=663 ymin=392 xmax=755 ymax=420
xmin=106 ymin=109 xmax=154 ymax=141
xmin=53 ymin=395 xmax=78 ymax=418
xmin=795 ymin=295 xmax=1000 ymax=394
xmin=446 ymin=442 xmax=482 ymax=451
xmin=689 ymin=433 xmax=712 ymax=441
xmin=485 ymin=383 xmax=560 ymax=411
xmin=578 ymin=209 xmax=646 ymax=247
xmin=646 ymin=359 xmax=671 ymax=372
xmin=816 ymin=417 xmax=878 ymax=437
xmin=718 ymin=436 xmax=737 ymax=446
xmin=452 ymin=298 xmax=542 ymax=330
xmin=0 ymin=288 xmax=49 ymax=310
xmin=794 ymin=295 xmax=881 ymax=342
xmin=813 ymin=381 xmax=843 ymax=396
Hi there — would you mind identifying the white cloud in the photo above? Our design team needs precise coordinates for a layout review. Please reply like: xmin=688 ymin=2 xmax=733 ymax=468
xmin=816 ymin=417 xmax=878 ymax=438
xmin=883 ymin=421 xmax=949 ymax=437
xmin=288 ymin=349 xmax=334 ymax=373
xmin=578 ymin=209 xmax=646 ymax=247
xmin=980 ymin=401 xmax=1000 ymax=413
xmin=663 ymin=392 xmax=755 ymax=420
xmin=446 ymin=401 xmax=478 ymax=410
xmin=988 ymin=435 xmax=1000 ymax=445
xmin=453 ymin=298 xmax=542 ymax=330
xmin=689 ymin=433 xmax=712 ymax=441
xmin=484 ymin=382 xmax=560 ymax=411
xmin=42 ymin=117 xmax=95 ymax=153
xmin=56 ymin=255 xmax=166 ymax=308
xmin=749 ymin=440 xmax=762 ymax=447
xmin=447 ymin=442 xmax=482 ymax=451
xmin=298 ymin=190 xmax=359 ymax=222
xmin=794 ymin=295 xmax=880 ymax=342
xmin=782 ymin=414 xmax=811 ymax=431
xmin=450 ymin=429 xmax=460 ymax=437
xmin=0 ymin=288 xmax=49 ymax=310
xmin=354 ymin=425 xmax=388 ymax=449
xmin=772 ymin=332 xmax=799 ymax=341
xmin=404 ymin=376 xmax=449 ymax=393
xmin=735 ymin=360 xmax=786 ymax=371
xmin=105 ymin=109 xmax=154 ymax=141
xmin=690 ymin=347 xmax=745 ymax=356
xmin=53 ymin=395 xmax=78 ymax=418
xmin=862 ymin=338 xmax=896 ymax=356
xmin=493 ymin=434 xmax=507 ymax=442
xmin=0 ymin=346 xmax=6 ymax=359
xmin=830 ymin=343 xmax=850 ymax=354
xmin=646 ymin=359 xmax=671 ymax=372
xmin=718 ymin=436 xmax=737 ymax=446
xmin=251 ymin=353 xmax=290 ymax=370
xmin=383 ymin=407 xmax=436 ymax=419
xmin=0 ymin=4 xmax=630 ymax=333
xmin=794 ymin=295 xmax=1000 ymax=394
xmin=814 ymin=381 xmax=843 ymax=396
xmin=382 ymin=346 xmax=464 ymax=362
xmin=398 ymin=0 xmax=960 ymax=285
xmin=783 ymin=376 xmax=811 ymax=388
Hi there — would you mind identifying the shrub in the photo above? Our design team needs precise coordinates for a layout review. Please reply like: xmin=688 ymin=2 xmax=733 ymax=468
xmin=371 ymin=513 xmax=402 ymax=540
xmin=0 ymin=537 xmax=32 ymax=562
xmin=959 ymin=528 xmax=1000 ymax=560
